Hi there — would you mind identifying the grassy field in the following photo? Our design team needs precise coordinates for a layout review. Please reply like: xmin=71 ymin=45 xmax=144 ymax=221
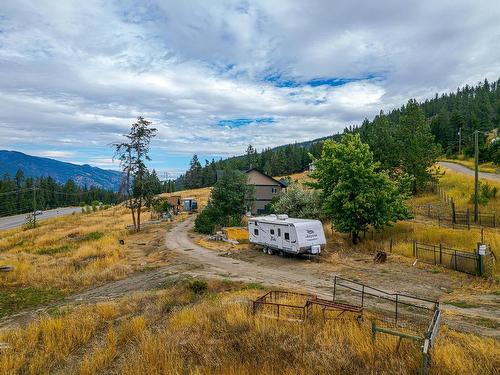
xmin=161 ymin=187 xmax=212 ymax=209
xmin=0 ymin=206 xmax=171 ymax=317
xmin=437 ymin=166 xmax=500 ymax=212
xmin=0 ymin=278 xmax=497 ymax=375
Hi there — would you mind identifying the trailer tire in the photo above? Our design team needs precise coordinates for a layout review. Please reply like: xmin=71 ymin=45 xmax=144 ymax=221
xmin=262 ymin=247 xmax=267 ymax=254
xmin=267 ymin=248 xmax=274 ymax=255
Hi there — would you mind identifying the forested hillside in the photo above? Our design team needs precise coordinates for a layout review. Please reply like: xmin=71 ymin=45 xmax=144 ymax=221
xmin=0 ymin=170 xmax=121 ymax=217
xmin=358 ymin=78 xmax=500 ymax=162
xmin=0 ymin=150 xmax=123 ymax=191
xmin=172 ymin=78 xmax=499 ymax=192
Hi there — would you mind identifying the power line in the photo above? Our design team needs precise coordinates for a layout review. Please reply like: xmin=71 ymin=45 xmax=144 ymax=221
xmin=0 ymin=187 xmax=35 ymax=196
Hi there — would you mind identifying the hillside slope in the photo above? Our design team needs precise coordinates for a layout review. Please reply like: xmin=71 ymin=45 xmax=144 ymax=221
xmin=0 ymin=150 xmax=122 ymax=191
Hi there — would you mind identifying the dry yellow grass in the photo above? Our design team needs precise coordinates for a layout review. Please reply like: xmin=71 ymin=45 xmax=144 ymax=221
xmin=277 ymin=170 xmax=315 ymax=185
xmin=0 ymin=206 xmax=171 ymax=316
xmin=438 ymin=166 xmax=500 ymax=212
xmin=161 ymin=187 xmax=212 ymax=209
xmin=0 ymin=279 xmax=497 ymax=375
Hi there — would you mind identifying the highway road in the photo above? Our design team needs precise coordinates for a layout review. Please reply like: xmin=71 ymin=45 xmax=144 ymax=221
xmin=0 ymin=207 xmax=81 ymax=231
xmin=438 ymin=161 xmax=500 ymax=182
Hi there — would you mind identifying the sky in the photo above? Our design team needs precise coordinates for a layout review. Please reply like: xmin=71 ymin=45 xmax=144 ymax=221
xmin=0 ymin=0 xmax=499 ymax=177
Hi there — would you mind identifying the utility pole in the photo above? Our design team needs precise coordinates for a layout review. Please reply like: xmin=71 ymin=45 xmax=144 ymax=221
xmin=474 ymin=130 xmax=479 ymax=223
xmin=458 ymin=127 xmax=462 ymax=155
xmin=32 ymin=185 xmax=37 ymax=227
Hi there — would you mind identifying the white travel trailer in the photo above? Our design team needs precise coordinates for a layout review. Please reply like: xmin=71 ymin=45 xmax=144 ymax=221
xmin=248 ymin=214 xmax=326 ymax=255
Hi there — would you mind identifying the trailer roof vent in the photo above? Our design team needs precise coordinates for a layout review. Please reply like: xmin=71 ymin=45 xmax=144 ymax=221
xmin=277 ymin=214 xmax=289 ymax=220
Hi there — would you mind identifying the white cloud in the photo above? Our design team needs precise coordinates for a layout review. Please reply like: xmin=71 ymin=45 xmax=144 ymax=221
xmin=0 ymin=0 xmax=499 ymax=171
xmin=34 ymin=150 xmax=77 ymax=159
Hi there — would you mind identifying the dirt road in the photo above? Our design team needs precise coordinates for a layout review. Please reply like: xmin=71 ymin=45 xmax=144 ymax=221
xmin=438 ymin=161 xmax=500 ymax=182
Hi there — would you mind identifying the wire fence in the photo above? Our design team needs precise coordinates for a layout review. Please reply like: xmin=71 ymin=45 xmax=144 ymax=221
xmin=412 ymin=241 xmax=485 ymax=275
xmin=332 ymin=276 xmax=438 ymax=332
xmin=413 ymin=203 xmax=497 ymax=229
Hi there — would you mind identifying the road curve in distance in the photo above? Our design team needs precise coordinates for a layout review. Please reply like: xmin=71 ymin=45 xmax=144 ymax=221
xmin=437 ymin=161 xmax=500 ymax=183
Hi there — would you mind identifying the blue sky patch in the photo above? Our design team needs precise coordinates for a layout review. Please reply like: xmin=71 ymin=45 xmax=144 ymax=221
xmin=265 ymin=72 xmax=382 ymax=88
xmin=217 ymin=117 xmax=274 ymax=128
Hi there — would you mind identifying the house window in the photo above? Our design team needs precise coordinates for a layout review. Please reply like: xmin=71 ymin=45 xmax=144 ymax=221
xmin=272 ymin=187 xmax=277 ymax=193
xmin=284 ymin=232 xmax=290 ymax=240
xmin=254 ymin=228 xmax=259 ymax=235
xmin=278 ymin=228 xmax=281 ymax=236
xmin=270 ymin=229 xmax=275 ymax=235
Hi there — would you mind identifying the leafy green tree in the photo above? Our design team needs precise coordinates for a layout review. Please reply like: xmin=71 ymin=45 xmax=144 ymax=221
xmin=310 ymin=134 xmax=413 ymax=243
xmin=195 ymin=169 xmax=253 ymax=234
xmin=270 ymin=183 xmax=322 ymax=219
xmin=396 ymin=100 xmax=441 ymax=192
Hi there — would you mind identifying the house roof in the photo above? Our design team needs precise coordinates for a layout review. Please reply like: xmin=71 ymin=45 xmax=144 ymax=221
xmin=245 ymin=168 xmax=287 ymax=188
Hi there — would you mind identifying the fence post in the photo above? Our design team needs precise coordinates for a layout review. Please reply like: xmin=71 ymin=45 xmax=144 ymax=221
xmin=467 ymin=208 xmax=470 ymax=230
xmin=390 ymin=238 xmax=393 ymax=253
xmin=361 ymin=285 xmax=365 ymax=307
xmin=476 ymin=243 xmax=484 ymax=277
xmin=433 ymin=245 xmax=437 ymax=264
xmin=451 ymin=201 xmax=456 ymax=224
xmin=454 ymin=250 xmax=457 ymax=271
xmin=439 ymin=243 xmax=442 ymax=264
xmin=333 ymin=276 xmax=336 ymax=302
xmin=494 ymin=213 xmax=496 ymax=228
xmin=413 ymin=240 xmax=417 ymax=257
xmin=395 ymin=294 xmax=399 ymax=324
xmin=428 ymin=204 xmax=431 ymax=217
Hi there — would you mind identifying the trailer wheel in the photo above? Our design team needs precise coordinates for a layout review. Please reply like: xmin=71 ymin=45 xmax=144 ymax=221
xmin=267 ymin=248 xmax=274 ymax=255
xmin=279 ymin=251 xmax=284 ymax=257
xmin=262 ymin=247 xmax=267 ymax=254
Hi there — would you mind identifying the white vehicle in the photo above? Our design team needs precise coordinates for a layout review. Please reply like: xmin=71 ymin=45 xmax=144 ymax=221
xmin=35 ymin=210 xmax=43 ymax=215
xmin=248 ymin=214 xmax=326 ymax=255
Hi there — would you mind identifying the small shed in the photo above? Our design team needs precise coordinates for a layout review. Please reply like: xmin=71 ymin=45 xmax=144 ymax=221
xmin=167 ymin=195 xmax=182 ymax=215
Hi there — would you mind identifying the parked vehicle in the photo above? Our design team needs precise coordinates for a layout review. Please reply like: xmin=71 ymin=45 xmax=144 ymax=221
xmin=248 ymin=214 xmax=326 ymax=255
xmin=35 ymin=210 xmax=43 ymax=215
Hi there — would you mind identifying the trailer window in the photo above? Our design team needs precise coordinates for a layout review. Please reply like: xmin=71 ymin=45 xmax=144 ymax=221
xmin=254 ymin=228 xmax=259 ymax=235
xmin=278 ymin=228 xmax=281 ymax=236
xmin=284 ymin=232 xmax=289 ymax=240
xmin=270 ymin=229 xmax=275 ymax=235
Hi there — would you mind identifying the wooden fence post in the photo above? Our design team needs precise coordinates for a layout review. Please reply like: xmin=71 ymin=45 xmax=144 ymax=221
xmin=389 ymin=238 xmax=393 ymax=253
xmin=439 ymin=244 xmax=442 ymax=264
xmin=451 ymin=201 xmax=456 ymax=224
xmin=466 ymin=208 xmax=470 ymax=230
xmin=493 ymin=213 xmax=496 ymax=228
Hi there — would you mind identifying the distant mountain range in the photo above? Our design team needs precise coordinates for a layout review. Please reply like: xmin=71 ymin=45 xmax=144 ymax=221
xmin=0 ymin=150 xmax=122 ymax=191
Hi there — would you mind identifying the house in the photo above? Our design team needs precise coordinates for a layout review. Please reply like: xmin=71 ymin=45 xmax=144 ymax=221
xmin=245 ymin=168 xmax=287 ymax=215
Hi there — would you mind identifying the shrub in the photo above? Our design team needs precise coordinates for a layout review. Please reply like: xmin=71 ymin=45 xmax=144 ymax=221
xmin=189 ymin=280 xmax=208 ymax=295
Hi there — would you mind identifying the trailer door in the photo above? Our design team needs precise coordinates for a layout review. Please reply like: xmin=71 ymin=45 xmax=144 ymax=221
xmin=269 ymin=225 xmax=282 ymax=249
xmin=282 ymin=225 xmax=294 ymax=252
